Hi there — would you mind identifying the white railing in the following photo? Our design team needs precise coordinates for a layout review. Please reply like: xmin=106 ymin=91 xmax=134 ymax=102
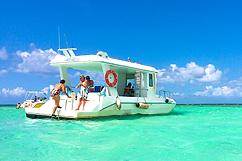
xmin=159 ymin=90 xmax=175 ymax=99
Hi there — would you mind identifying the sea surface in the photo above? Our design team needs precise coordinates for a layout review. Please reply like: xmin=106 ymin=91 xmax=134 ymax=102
xmin=1 ymin=105 xmax=242 ymax=161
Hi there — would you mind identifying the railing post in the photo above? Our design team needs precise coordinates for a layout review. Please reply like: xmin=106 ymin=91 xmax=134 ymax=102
xmin=163 ymin=91 xmax=166 ymax=99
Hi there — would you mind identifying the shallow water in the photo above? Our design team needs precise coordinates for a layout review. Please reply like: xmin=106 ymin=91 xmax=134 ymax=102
xmin=1 ymin=105 xmax=242 ymax=160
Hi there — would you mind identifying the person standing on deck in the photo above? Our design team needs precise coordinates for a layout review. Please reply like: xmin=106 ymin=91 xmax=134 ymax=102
xmin=75 ymin=75 xmax=88 ymax=111
xmin=86 ymin=76 xmax=94 ymax=92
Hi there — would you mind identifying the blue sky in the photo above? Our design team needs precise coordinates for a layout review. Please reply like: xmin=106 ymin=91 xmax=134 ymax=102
xmin=1 ymin=0 xmax=242 ymax=104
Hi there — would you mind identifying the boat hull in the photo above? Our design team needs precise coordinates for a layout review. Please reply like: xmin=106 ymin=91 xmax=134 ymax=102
xmin=25 ymin=95 xmax=176 ymax=119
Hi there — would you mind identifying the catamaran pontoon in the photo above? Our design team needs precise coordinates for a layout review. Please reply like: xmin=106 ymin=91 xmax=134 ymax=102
xmin=25 ymin=48 xmax=176 ymax=119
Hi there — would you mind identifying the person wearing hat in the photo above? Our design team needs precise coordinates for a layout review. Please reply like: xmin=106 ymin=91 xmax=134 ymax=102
xmin=75 ymin=75 xmax=88 ymax=111
xmin=86 ymin=76 xmax=94 ymax=92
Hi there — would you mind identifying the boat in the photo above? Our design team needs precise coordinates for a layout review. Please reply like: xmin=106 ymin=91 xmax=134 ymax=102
xmin=25 ymin=48 xmax=176 ymax=119
xmin=20 ymin=91 xmax=48 ymax=108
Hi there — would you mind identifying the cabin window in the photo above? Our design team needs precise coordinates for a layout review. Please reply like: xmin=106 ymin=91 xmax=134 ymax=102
xmin=149 ymin=74 xmax=153 ymax=87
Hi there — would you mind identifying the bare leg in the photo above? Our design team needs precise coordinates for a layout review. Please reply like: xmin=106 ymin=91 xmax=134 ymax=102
xmin=75 ymin=98 xmax=82 ymax=110
xmin=52 ymin=95 xmax=60 ymax=115
xmin=52 ymin=106 xmax=58 ymax=115
xmin=82 ymin=98 xmax=86 ymax=110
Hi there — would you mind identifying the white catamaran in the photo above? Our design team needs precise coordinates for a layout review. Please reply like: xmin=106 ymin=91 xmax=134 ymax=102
xmin=25 ymin=48 xmax=176 ymax=119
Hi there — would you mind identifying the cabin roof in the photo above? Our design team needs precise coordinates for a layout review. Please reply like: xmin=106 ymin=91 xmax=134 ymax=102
xmin=51 ymin=51 xmax=158 ymax=74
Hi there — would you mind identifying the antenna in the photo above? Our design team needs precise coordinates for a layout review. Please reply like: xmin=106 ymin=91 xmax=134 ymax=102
xmin=64 ymin=33 xmax=69 ymax=48
xmin=58 ymin=27 xmax=60 ymax=50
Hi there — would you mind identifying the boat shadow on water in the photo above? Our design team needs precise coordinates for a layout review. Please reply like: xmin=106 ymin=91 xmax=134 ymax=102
xmin=91 ymin=111 xmax=187 ymax=121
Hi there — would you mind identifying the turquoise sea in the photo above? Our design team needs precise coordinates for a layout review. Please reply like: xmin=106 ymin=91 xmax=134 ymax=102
xmin=1 ymin=105 xmax=242 ymax=161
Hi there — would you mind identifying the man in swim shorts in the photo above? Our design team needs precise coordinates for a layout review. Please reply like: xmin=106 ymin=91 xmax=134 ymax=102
xmin=75 ymin=75 xmax=88 ymax=111
xmin=50 ymin=79 xmax=71 ymax=116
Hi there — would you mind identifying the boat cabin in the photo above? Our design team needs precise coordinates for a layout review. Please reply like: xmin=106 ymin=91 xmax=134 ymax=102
xmin=51 ymin=49 xmax=158 ymax=98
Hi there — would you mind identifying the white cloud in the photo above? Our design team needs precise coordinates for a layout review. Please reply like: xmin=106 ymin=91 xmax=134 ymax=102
xmin=195 ymin=76 xmax=242 ymax=97
xmin=194 ymin=86 xmax=242 ymax=97
xmin=69 ymin=71 xmax=81 ymax=78
xmin=69 ymin=71 xmax=105 ymax=85
xmin=84 ymin=71 xmax=105 ymax=85
xmin=196 ymin=64 xmax=222 ymax=82
xmin=174 ymin=92 xmax=185 ymax=97
xmin=1 ymin=87 xmax=26 ymax=97
xmin=189 ymin=79 xmax=202 ymax=86
xmin=41 ymin=87 xmax=50 ymax=95
xmin=0 ymin=69 xmax=8 ymax=76
xmin=30 ymin=43 xmax=35 ymax=48
xmin=0 ymin=47 xmax=7 ymax=60
xmin=157 ymin=62 xmax=222 ymax=85
xmin=15 ymin=45 xmax=59 ymax=76
xmin=226 ymin=77 xmax=242 ymax=88
xmin=224 ymin=68 xmax=229 ymax=74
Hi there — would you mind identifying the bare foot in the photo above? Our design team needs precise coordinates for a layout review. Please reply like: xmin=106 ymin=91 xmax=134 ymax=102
xmin=75 ymin=108 xmax=79 ymax=111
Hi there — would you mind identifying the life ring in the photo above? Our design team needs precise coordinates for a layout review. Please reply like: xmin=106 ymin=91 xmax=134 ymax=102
xmin=28 ymin=103 xmax=32 ymax=107
xmin=105 ymin=70 xmax=118 ymax=87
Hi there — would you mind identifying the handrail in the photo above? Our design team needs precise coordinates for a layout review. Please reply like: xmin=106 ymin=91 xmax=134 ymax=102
xmin=159 ymin=90 xmax=175 ymax=99
xmin=66 ymin=85 xmax=150 ymax=98
xmin=116 ymin=86 xmax=148 ymax=97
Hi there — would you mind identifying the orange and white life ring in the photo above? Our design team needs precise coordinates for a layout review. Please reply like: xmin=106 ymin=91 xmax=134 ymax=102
xmin=105 ymin=70 xmax=118 ymax=87
xmin=28 ymin=103 xmax=32 ymax=107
